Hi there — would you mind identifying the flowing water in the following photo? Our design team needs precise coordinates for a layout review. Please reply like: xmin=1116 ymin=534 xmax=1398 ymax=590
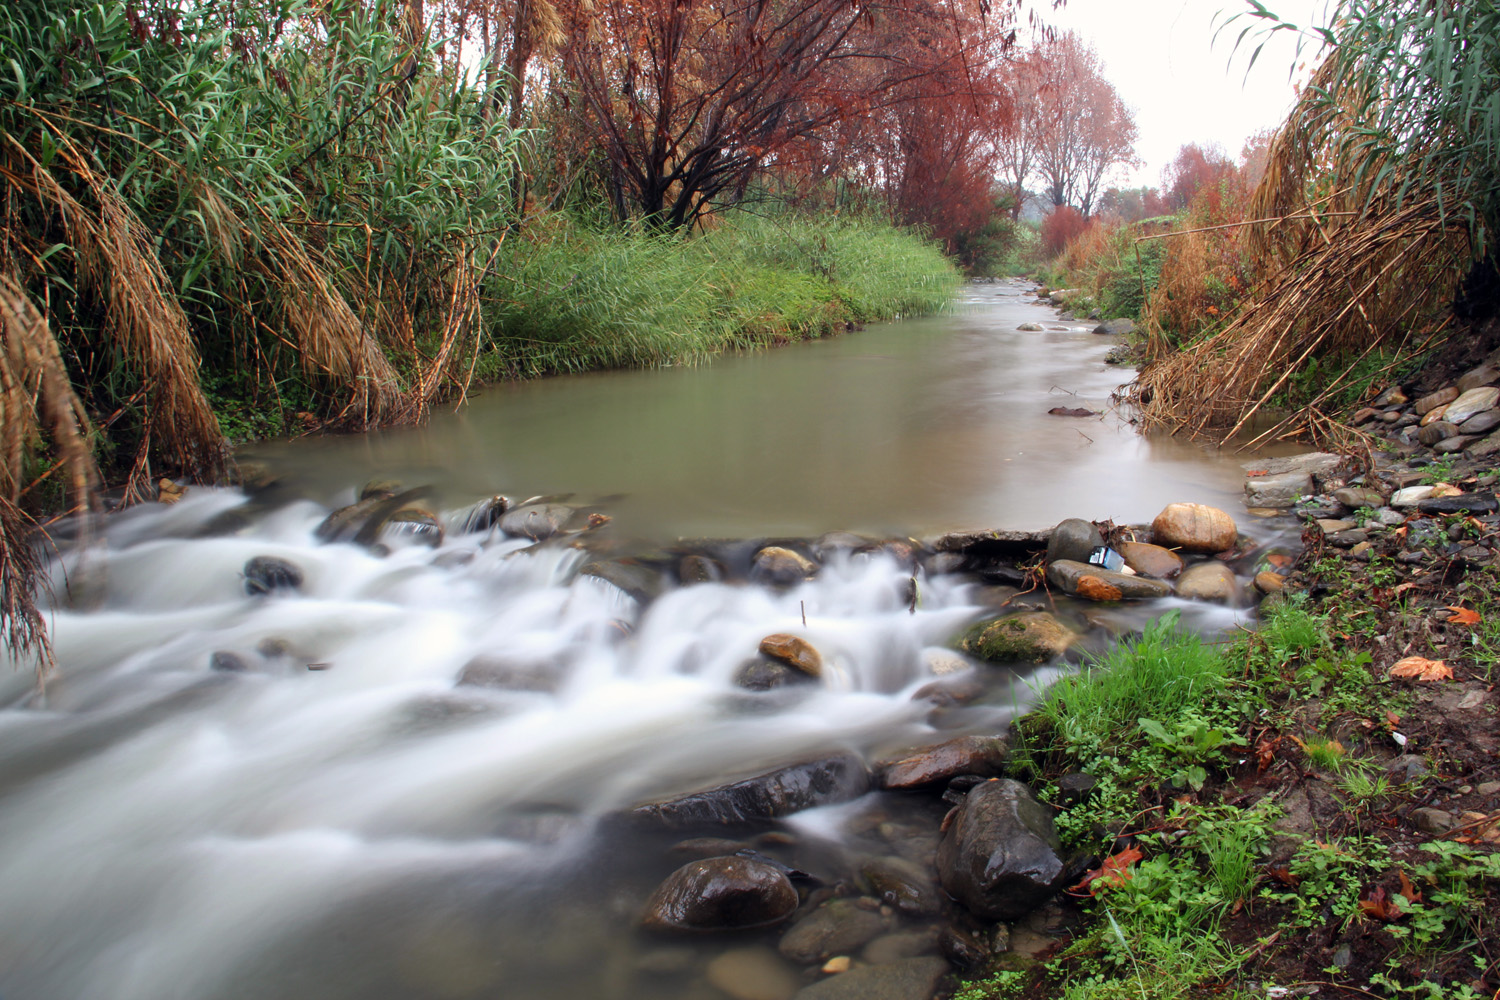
xmin=0 ymin=282 xmax=1282 ymax=1000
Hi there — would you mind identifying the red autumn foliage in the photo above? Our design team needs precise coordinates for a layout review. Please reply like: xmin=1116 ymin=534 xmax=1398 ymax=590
xmin=1042 ymin=205 xmax=1092 ymax=256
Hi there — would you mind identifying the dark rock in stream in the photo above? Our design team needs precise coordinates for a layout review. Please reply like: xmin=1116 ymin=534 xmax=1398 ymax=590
xmin=632 ymin=753 xmax=870 ymax=829
xmin=581 ymin=560 xmax=663 ymax=604
xmin=243 ymin=556 xmax=304 ymax=596
xmin=1045 ymin=560 xmax=1172 ymax=600
xmin=936 ymin=779 xmax=1068 ymax=920
xmin=678 ymin=554 xmax=725 ymax=584
xmin=791 ymin=956 xmax=949 ymax=1000
xmin=878 ymin=735 xmax=1009 ymax=790
xmin=778 ymin=898 xmax=894 ymax=963
xmin=378 ymin=506 xmax=443 ymax=548
xmin=735 ymin=659 xmax=818 ymax=692
xmin=1044 ymin=518 xmax=1103 ymax=565
xmin=861 ymin=855 xmax=941 ymax=915
xmin=454 ymin=495 xmax=510 ymax=534
xmin=499 ymin=503 xmax=575 ymax=541
xmin=641 ymin=856 xmax=799 ymax=932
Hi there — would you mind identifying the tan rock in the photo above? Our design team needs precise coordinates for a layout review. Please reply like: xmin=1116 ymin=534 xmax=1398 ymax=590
xmin=821 ymin=957 xmax=852 ymax=975
xmin=759 ymin=634 xmax=823 ymax=676
xmin=1444 ymin=386 xmax=1500 ymax=424
xmin=1414 ymin=386 xmax=1460 ymax=415
xmin=1419 ymin=404 xmax=1450 ymax=426
xmin=1117 ymin=541 xmax=1184 ymax=579
xmin=1150 ymin=503 xmax=1238 ymax=553
xmin=1458 ymin=364 xmax=1500 ymax=393
xmin=1254 ymin=571 xmax=1284 ymax=594
xmin=1175 ymin=562 xmax=1242 ymax=604
xmin=707 ymin=947 xmax=800 ymax=1000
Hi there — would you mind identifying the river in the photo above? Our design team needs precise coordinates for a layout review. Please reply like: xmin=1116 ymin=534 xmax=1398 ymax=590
xmin=0 ymin=281 xmax=1277 ymax=1000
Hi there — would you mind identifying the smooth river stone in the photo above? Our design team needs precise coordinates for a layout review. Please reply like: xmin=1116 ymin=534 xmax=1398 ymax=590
xmin=1046 ymin=560 xmax=1173 ymax=599
xmin=1443 ymin=386 xmax=1500 ymax=424
xmin=1150 ymin=502 xmax=1238 ymax=553
xmin=707 ymin=947 xmax=800 ymax=1000
xmin=759 ymin=634 xmax=823 ymax=677
xmin=1461 ymin=410 xmax=1500 ymax=436
xmin=641 ymin=857 xmax=799 ymax=932
xmin=1174 ymin=562 xmax=1242 ymax=604
xmin=879 ymin=735 xmax=1009 ymax=790
xmin=1117 ymin=541 xmax=1184 ymax=579
xmin=1414 ymin=386 xmax=1459 ymax=415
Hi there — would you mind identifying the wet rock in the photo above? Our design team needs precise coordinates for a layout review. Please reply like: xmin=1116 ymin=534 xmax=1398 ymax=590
xmin=1175 ymin=562 xmax=1242 ymax=603
xmin=1092 ymin=318 xmax=1136 ymax=336
xmin=1316 ymin=519 xmax=1357 ymax=533
xmin=862 ymin=929 xmax=940 ymax=965
xmin=672 ymin=837 xmax=754 ymax=858
xmin=861 ymin=856 xmax=941 ymax=916
xmin=378 ymin=506 xmax=443 ymax=548
xmin=1254 ymin=571 xmax=1286 ymax=594
xmin=911 ymin=674 xmax=985 ymax=707
xmin=500 ymin=503 xmax=575 ymax=541
xmin=1056 ymin=772 xmax=1100 ymax=806
xmin=315 ymin=495 xmax=389 ymax=543
xmin=759 ymin=634 xmax=824 ymax=677
xmin=1046 ymin=560 xmax=1173 ymax=599
xmin=1412 ymin=808 xmax=1457 ymax=834
xmin=753 ymin=547 xmax=819 ymax=586
xmin=1246 ymin=452 xmax=1345 ymax=478
xmin=454 ymin=496 xmax=510 ymax=534
xmin=1419 ymin=405 xmax=1451 ymax=427
xmin=1391 ymin=486 xmax=1437 ymax=508
xmin=642 ymin=857 xmax=799 ymax=932
xmin=1352 ymin=407 xmax=1381 ymax=425
xmin=779 ymin=898 xmax=893 ymax=964
xmin=581 ymin=560 xmax=663 ymax=604
xmin=1384 ymin=754 xmax=1429 ymax=783
xmin=939 ymin=926 xmax=990 ymax=969
xmin=1457 ymin=364 xmax=1499 ymax=393
xmin=679 ymin=554 xmax=725 ymax=584
xmin=1117 ymin=541 xmax=1183 ymax=579
xmin=1333 ymin=487 xmax=1385 ymax=509
xmin=814 ymin=531 xmax=873 ymax=561
xmin=1326 ymin=529 xmax=1369 ymax=548
xmin=457 ymin=655 xmax=565 ymax=694
xmin=1414 ymin=386 xmax=1460 ymax=415
xmin=243 ymin=556 xmax=303 ymax=596
xmin=1460 ymin=410 xmax=1500 ymax=436
xmin=1017 ymin=322 xmax=1043 ymax=331
xmin=1443 ymin=386 xmax=1500 ymax=424
xmin=707 ymin=947 xmax=801 ymax=1000
xmin=736 ymin=659 xmax=816 ymax=692
xmin=1418 ymin=421 xmax=1459 ymax=446
xmin=1434 ymin=435 xmax=1476 ymax=454
xmin=879 ymin=735 xmax=1009 ymax=790
xmin=1416 ymin=493 xmax=1499 ymax=515
xmin=936 ymin=778 xmax=1067 ymax=920
xmin=1150 ymin=503 xmax=1238 ymax=553
xmin=1045 ymin=518 xmax=1103 ymax=565
xmin=209 ymin=650 xmax=251 ymax=672
xmin=1245 ymin=471 xmax=1313 ymax=508
xmin=921 ymin=649 xmax=971 ymax=676
xmin=1471 ymin=428 xmax=1500 ymax=458
xmin=792 ymin=957 xmax=948 ymax=1000
xmin=633 ymin=754 xmax=870 ymax=828
xmin=959 ymin=612 xmax=1075 ymax=663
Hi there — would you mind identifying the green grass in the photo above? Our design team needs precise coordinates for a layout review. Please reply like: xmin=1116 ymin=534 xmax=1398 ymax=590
xmin=474 ymin=213 xmax=959 ymax=381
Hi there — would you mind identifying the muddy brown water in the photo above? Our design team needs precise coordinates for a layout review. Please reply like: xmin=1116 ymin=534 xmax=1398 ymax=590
xmin=0 ymin=280 xmax=1293 ymax=1000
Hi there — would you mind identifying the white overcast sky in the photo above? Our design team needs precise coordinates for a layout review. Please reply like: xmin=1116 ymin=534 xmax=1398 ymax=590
xmin=1035 ymin=0 xmax=1337 ymax=189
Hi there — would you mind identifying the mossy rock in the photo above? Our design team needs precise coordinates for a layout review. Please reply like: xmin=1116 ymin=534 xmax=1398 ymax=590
xmin=959 ymin=612 xmax=1075 ymax=664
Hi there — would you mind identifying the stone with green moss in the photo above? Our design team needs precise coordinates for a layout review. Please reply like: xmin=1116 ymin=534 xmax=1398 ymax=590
xmin=959 ymin=612 xmax=1075 ymax=664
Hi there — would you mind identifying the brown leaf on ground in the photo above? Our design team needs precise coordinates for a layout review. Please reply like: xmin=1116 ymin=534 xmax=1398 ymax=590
xmin=1069 ymin=844 xmax=1144 ymax=895
xmin=1432 ymin=483 xmax=1463 ymax=498
xmin=1393 ymin=581 xmax=1419 ymax=595
xmin=1359 ymin=886 xmax=1404 ymax=921
xmin=1389 ymin=656 xmax=1453 ymax=681
xmin=1444 ymin=605 xmax=1481 ymax=626
xmin=1397 ymin=871 xmax=1422 ymax=906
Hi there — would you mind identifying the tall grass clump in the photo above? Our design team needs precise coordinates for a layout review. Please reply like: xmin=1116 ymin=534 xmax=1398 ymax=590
xmin=1129 ymin=1 xmax=1498 ymax=446
xmin=1036 ymin=612 xmax=1227 ymax=757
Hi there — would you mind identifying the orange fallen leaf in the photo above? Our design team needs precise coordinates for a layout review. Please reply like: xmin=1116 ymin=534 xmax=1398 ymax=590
xmin=1359 ymin=886 xmax=1404 ymax=921
xmin=1393 ymin=582 xmax=1419 ymax=595
xmin=1397 ymin=870 xmax=1422 ymax=906
xmin=1432 ymin=483 xmax=1463 ymax=498
xmin=1389 ymin=656 xmax=1453 ymax=681
xmin=1246 ymin=469 xmax=1269 ymax=477
xmin=1385 ymin=710 xmax=1401 ymax=728
xmin=1070 ymin=844 xmax=1144 ymax=895
xmin=1445 ymin=606 xmax=1482 ymax=626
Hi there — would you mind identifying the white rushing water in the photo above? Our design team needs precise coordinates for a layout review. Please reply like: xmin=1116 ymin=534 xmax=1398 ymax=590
xmin=0 ymin=489 xmax=1078 ymax=1000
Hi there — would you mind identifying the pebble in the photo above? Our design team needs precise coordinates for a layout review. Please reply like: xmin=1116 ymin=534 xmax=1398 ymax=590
xmin=821 ymin=957 xmax=852 ymax=975
xmin=1412 ymin=807 xmax=1457 ymax=834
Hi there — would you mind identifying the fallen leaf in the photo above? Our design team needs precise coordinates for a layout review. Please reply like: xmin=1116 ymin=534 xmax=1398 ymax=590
xmin=1432 ymin=483 xmax=1463 ymax=498
xmin=1393 ymin=582 xmax=1419 ymax=595
xmin=1389 ymin=656 xmax=1453 ymax=682
xmin=1246 ymin=469 xmax=1269 ymax=477
xmin=1265 ymin=866 xmax=1300 ymax=887
xmin=1397 ymin=871 xmax=1422 ymax=906
xmin=1069 ymin=844 xmax=1144 ymax=895
xmin=1444 ymin=605 xmax=1481 ymax=626
xmin=1385 ymin=710 xmax=1401 ymax=728
xmin=1255 ymin=736 xmax=1280 ymax=770
xmin=1359 ymin=886 xmax=1403 ymax=922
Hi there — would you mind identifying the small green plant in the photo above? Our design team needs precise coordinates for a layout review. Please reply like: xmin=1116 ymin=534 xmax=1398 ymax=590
xmin=1419 ymin=455 xmax=1461 ymax=485
xmin=1137 ymin=713 xmax=1247 ymax=791
xmin=1262 ymin=836 xmax=1392 ymax=929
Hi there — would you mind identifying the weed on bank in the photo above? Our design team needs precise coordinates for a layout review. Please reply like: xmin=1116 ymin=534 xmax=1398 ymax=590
xmin=960 ymin=601 xmax=1500 ymax=1000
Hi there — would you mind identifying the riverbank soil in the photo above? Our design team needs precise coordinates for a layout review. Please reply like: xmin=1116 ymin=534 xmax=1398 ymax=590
xmin=953 ymin=328 xmax=1500 ymax=1000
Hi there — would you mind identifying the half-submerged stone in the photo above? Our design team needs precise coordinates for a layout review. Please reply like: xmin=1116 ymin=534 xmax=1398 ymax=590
xmin=641 ymin=856 xmax=799 ymax=932
xmin=633 ymin=753 xmax=870 ymax=829
xmin=936 ymin=778 xmax=1067 ymax=920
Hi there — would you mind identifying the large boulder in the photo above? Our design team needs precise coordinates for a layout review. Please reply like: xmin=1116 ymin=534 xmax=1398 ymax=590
xmin=778 ymin=898 xmax=893 ymax=963
xmin=1117 ymin=541 xmax=1183 ymax=579
xmin=1046 ymin=560 xmax=1173 ymax=599
xmin=633 ymin=754 xmax=870 ymax=828
xmin=959 ymin=612 xmax=1076 ymax=663
xmin=641 ymin=856 xmax=799 ymax=932
xmin=936 ymin=778 xmax=1067 ymax=920
xmin=1045 ymin=518 xmax=1103 ymax=565
xmin=1150 ymin=503 xmax=1238 ymax=553
xmin=879 ymin=735 xmax=1009 ymax=790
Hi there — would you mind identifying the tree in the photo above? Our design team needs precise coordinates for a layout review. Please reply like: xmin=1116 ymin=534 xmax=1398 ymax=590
xmin=555 ymin=0 xmax=1020 ymax=230
xmin=1029 ymin=32 xmax=1138 ymax=218
xmin=1161 ymin=142 xmax=1236 ymax=212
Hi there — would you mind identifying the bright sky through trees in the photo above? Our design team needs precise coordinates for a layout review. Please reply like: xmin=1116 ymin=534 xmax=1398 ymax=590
xmin=1043 ymin=0 xmax=1333 ymax=188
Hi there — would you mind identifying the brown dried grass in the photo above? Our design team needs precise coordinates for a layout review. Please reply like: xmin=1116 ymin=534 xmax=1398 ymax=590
xmin=1125 ymin=57 xmax=1472 ymax=447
